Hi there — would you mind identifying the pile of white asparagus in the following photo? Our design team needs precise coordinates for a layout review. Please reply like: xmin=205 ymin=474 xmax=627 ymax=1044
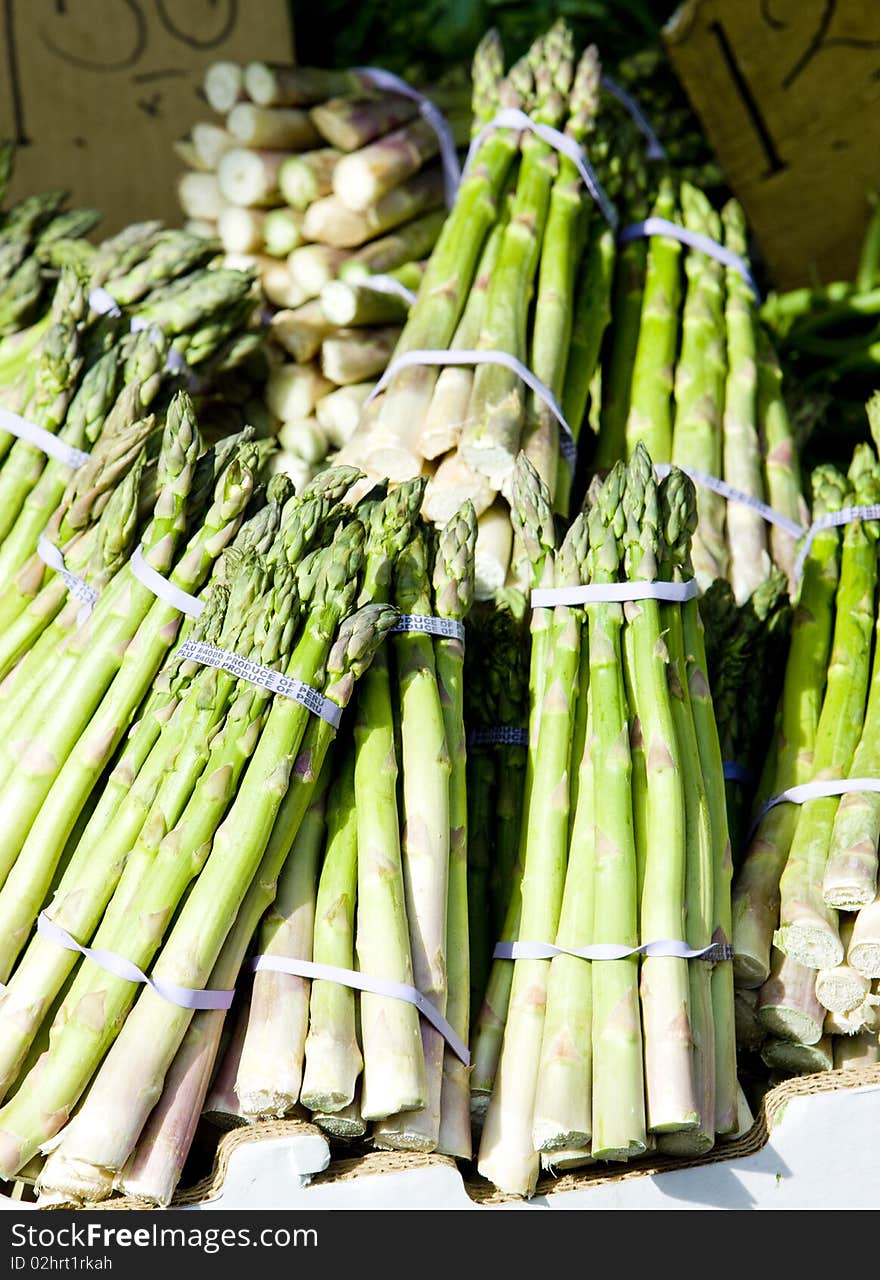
xmin=177 ymin=60 xmax=470 ymax=490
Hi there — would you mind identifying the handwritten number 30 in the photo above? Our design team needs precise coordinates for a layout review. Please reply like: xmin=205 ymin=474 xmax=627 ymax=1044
xmin=39 ymin=0 xmax=239 ymax=72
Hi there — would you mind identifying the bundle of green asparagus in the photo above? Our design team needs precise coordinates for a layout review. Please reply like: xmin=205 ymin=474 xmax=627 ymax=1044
xmin=592 ymin=182 xmax=808 ymax=603
xmin=192 ymin=491 xmax=478 ymax=1177
xmin=0 ymin=207 xmax=269 ymax=447
xmin=178 ymin=61 xmax=471 ymax=490
xmin=473 ymin=447 xmax=736 ymax=1198
xmin=336 ymin=22 xmax=768 ymax=605
xmin=0 ymin=437 xmax=399 ymax=1203
xmin=732 ymin=412 xmax=880 ymax=1077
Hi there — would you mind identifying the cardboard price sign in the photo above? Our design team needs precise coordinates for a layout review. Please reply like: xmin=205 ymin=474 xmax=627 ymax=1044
xmin=0 ymin=0 xmax=294 ymax=232
xmin=664 ymin=0 xmax=880 ymax=289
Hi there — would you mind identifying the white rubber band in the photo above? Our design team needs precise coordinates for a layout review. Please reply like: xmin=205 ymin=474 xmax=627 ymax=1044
xmin=654 ymin=463 xmax=806 ymax=539
xmin=366 ymin=348 xmax=578 ymax=469
xmin=464 ymin=107 xmax=618 ymax=230
xmin=468 ymin=725 xmax=529 ymax=748
xmin=89 ymin=286 xmax=122 ymax=318
xmin=600 ymin=74 xmax=666 ymax=160
xmin=793 ymin=504 xmax=880 ymax=582
xmin=751 ymin=777 xmax=880 ymax=840
xmin=36 ymin=533 xmax=99 ymax=625
xmin=177 ymin=639 xmax=342 ymax=729
xmin=531 ymin=578 xmax=699 ymax=607
xmin=250 ymin=953 xmax=469 ymax=1065
xmin=0 ymin=406 xmax=90 ymax=470
xmin=355 ymin=66 xmax=461 ymax=207
xmin=619 ymin=216 xmax=760 ymax=299
xmin=392 ymin=613 xmax=465 ymax=643
xmin=131 ymin=544 xmax=205 ymax=618
xmin=494 ymin=939 xmax=733 ymax=963
xmin=37 ymin=913 xmax=234 ymax=1010
xmin=361 ymin=274 xmax=418 ymax=307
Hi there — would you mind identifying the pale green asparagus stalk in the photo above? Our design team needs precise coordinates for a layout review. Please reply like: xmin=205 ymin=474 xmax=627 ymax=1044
xmin=596 ymin=237 xmax=646 ymax=468
xmin=300 ymin=744 xmax=363 ymax=1113
xmin=823 ymin=602 xmax=880 ymax=909
xmin=722 ymin=200 xmax=770 ymax=603
xmin=556 ymin=220 xmax=616 ymax=512
xmin=234 ymin=770 xmax=331 ymax=1117
xmin=670 ymin=183 xmax=728 ymax=588
xmin=354 ymin=485 xmax=431 ymax=1123
xmin=678 ymin=536 xmax=738 ymax=1135
xmin=756 ymin=328 xmax=807 ymax=591
xmin=418 ymin=212 xmax=508 ymax=461
xmin=588 ymin=463 xmax=648 ymax=1159
xmin=656 ymin=469 xmax=715 ymax=1156
xmin=373 ymin=526 xmax=452 ymax=1152
xmin=624 ymin=179 xmax=681 ymax=463
xmin=433 ymin=502 xmax=477 ymax=1160
xmin=621 ymin=443 xmax=698 ymax=1134
xmin=521 ymin=44 xmax=600 ymax=502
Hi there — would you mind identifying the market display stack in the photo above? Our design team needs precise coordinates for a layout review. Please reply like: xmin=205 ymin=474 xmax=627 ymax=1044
xmin=179 ymin=60 xmax=470 ymax=490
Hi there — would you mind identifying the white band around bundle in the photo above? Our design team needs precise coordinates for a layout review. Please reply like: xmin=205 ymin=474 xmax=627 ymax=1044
xmin=600 ymin=74 xmax=666 ymax=160
xmin=361 ymin=274 xmax=418 ymax=307
xmin=468 ymin=725 xmax=529 ymax=747
xmin=89 ymin=286 xmax=122 ymax=318
xmin=465 ymin=107 xmax=618 ymax=230
xmin=654 ymin=463 xmax=805 ymax=539
xmin=366 ymin=349 xmax=578 ymax=468
xmin=793 ymin=504 xmax=880 ymax=582
xmin=494 ymin=939 xmax=733 ymax=963
xmin=131 ymin=544 xmax=205 ymax=618
xmin=392 ymin=613 xmax=465 ymax=643
xmin=177 ymin=639 xmax=343 ymax=729
xmin=0 ymin=405 xmax=90 ymax=470
xmin=531 ymin=578 xmax=699 ymax=607
xmin=648 ymin=471 xmax=880 ymax=582
xmin=355 ymin=66 xmax=461 ymax=207
xmin=619 ymin=217 xmax=760 ymax=299
xmin=37 ymin=913 xmax=234 ymax=1010
xmin=37 ymin=534 xmax=99 ymax=625
xmin=251 ymin=954 xmax=469 ymax=1065
xmin=752 ymin=777 xmax=880 ymax=838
